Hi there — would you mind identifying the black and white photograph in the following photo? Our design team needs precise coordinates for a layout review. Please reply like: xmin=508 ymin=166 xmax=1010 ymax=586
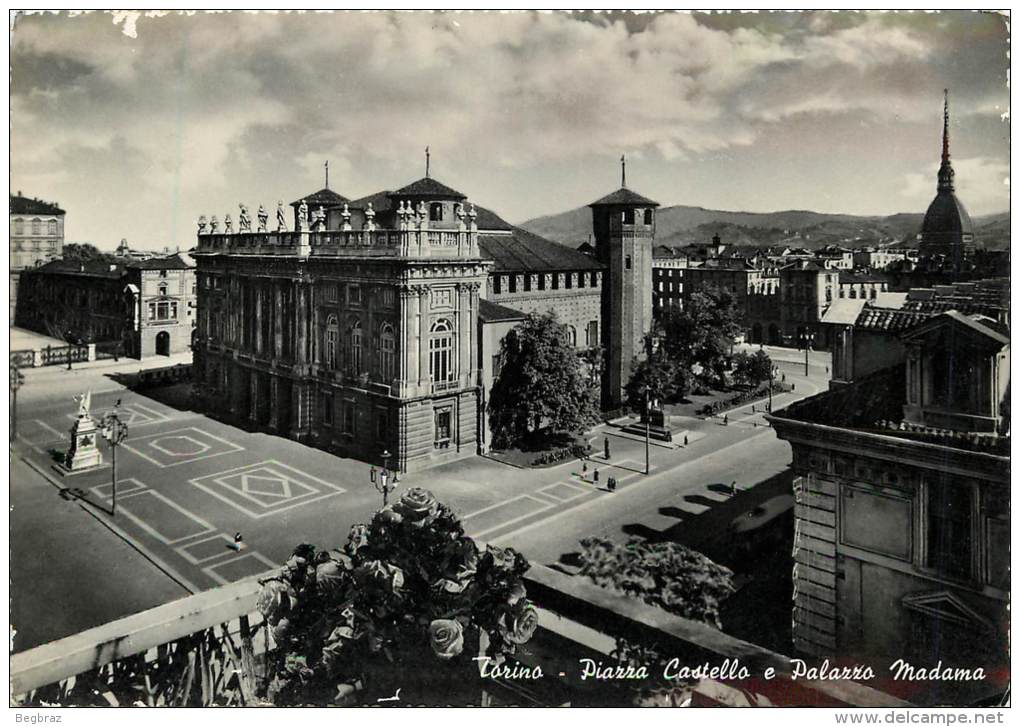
xmin=7 ymin=8 xmax=1011 ymax=713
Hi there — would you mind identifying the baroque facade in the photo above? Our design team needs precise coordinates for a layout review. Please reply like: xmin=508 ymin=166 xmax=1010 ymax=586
xmin=193 ymin=170 xmax=659 ymax=471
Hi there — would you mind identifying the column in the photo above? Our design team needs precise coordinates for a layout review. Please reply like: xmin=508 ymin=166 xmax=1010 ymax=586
xmin=274 ymin=283 xmax=283 ymax=360
xmin=296 ymin=282 xmax=309 ymax=366
xmin=250 ymin=373 xmax=259 ymax=423
xmin=269 ymin=376 xmax=279 ymax=429
xmin=457 ymin=283 xmax=470 ymax=387
xmin=417 ymin=286 xmax=429 ymax=387
xmin=254 ymin=281 xmax=263 ymax=354
xmin=398 ymin=287 xmax=413 ymax=388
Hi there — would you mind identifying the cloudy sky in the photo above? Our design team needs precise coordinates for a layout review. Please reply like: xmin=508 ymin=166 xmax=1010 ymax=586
xmin=10 ymin=10 xmax=1010 ymax=250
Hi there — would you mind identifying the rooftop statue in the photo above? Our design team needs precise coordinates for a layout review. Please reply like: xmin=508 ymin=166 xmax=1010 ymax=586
xmin=257 ymin=204 xmax=268 ymax=233
xmin=224 ymin=214 xmax=234 ymax=234
xmin=197 ymin=215 xmax=208 ymax=234
xmin=210 ymin=215 xmax=219 ymax=234
xmin=277 ymin=201 xmax=287 ymax=231
xmin=238 ymin=203 xmax=251 ymax=232
xmin=298 ymin=199 xmax=309 ymax=228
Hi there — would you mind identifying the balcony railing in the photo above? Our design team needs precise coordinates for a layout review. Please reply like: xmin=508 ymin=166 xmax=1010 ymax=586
xmin=11 ymin=560 xmax=914 ymax=707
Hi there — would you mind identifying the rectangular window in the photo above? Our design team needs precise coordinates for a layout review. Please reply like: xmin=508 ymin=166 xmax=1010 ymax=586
xmin=322 ymin=394 xmax=334 ymax=425
xmin=508 ymin=276 xmax=517 ymax=294
xmin=349 ymin=285 xmax=362 ymax=306
xmin=376 ymin=409 xmax=389 ymax=442
xmin=434 ymin=408 xmax=452 ymax=446
xmin=325 ymin=283 xmax=338 ymax=302
xmin=537 ymin=276 xmax=546 ymax=291
xmin=492 ymin=353 xmax=503 ymax=379
xmin=586 ymin=320 xmax=599 ymax=347
xmin=380 ymin=287 xmax=396 ymax=307
xmin=492 ymin=276 xmax=501 ymax=295
xmin=926 ymin=479 xmax=973 ymax=580
xmin=342 ymin=400 xmax=356 ymax=434
xmin=625 ymin=255 xmax=632 ymax=270
xmin=622 ymin=209 xmax=634 ymax=224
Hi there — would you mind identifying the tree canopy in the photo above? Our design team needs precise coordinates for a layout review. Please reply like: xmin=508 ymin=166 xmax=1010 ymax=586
xmin=61 ymin=242 xmax=120 ymax=263
xmin=577 ymin=537 xmax=734 ymax=629
xmin=488 ymin=312 xmax=600 ymax=448
xmin=732 ymin=349 xmax=774 ymax=388
xmin=657 ymin=286 xmax=742 ymax=388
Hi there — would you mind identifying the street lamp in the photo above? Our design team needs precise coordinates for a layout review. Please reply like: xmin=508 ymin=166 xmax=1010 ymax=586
xmin=10 ymin=364 xmax=25 ymax=445
xmin=99 ymin=407 xmax=129 ymax=516
xmin=767 ymin=363 xmax=779 ymax=414
xmin=643 ymin=386 xmax=660 ymax=476
xmin=373 ymin=448 xmax=398 ymax=506
xmin=799 ymin=330 xmax=816 ymax=377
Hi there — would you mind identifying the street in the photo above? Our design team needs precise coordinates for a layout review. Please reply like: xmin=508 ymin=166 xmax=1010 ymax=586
xmin=10 ymin=348 xmax=829 ymax=652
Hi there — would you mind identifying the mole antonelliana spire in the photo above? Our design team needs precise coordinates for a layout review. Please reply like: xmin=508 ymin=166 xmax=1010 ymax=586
xmin=937 ymin=88 xmax=955 ymax=193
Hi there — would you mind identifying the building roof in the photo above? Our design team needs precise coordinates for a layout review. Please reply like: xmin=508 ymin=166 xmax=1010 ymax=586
xmin=588 ymin=187 xmax=659 ymax=207
xmin=129 ymin=253 xmax=194 ymax=271
xmin=390 ymin=177 xmax=466 ymax=200
xmin=10 ymin=195 xmax=65 ymax=216
xmin=478 ymin=298 xmax=527 ymax=323
xmin=840 ymin=271 xmax=890 ymax=284
xmin=902 ymin=310 xmax=1010 ymax=347
xmin=782 ymin=260 xmax=826 ymax=272
xmin=821 ymin=298 xmax=868 ymax=326
xmin=854 ymin=306 xmax=931 ymax=333
xmin=30 ymin=259 xmax=128 ymax=279
xmin=921 ymin=190 xmax=973 ymax=240
xmin=342 ymin=191 xmax=513 ymax=231
xmin=290 ymin=188 xmax=350 ymax=210
xmin=478 ymin=227 xmax=604 ymax=273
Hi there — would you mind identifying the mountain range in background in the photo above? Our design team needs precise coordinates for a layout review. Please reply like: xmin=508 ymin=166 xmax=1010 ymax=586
xmin=519 ymin=205 xmax=1010 ymax=252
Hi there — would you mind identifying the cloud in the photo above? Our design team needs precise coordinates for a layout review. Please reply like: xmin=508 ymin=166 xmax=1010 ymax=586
xmin=901 ymin=157 xmax=1010 ymax=216
xmin=9 ymin=10 xmax=1010 ymax=245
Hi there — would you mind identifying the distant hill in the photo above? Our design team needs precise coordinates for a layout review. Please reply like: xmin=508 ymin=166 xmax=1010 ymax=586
xmin=521 ymin=205 xmax=1010 ymax=251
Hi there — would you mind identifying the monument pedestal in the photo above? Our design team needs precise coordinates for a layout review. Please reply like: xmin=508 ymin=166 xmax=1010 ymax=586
xmin=63 ymin=414 xmax=104 ymax=472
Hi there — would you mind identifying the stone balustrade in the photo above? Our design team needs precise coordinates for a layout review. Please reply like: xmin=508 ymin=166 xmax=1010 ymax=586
xmin=11 ymin=559 xmax=913 ymax=707
xmin=194 ymin=227 xmax=480 ymax=260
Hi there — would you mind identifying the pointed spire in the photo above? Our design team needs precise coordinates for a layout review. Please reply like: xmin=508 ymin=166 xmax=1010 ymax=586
xmin=425 ymin=146 xmax=431 ymax=178
xmin=937 ymin=89 xmax=955 ymax=193
xmin=621 ymin=154 xmax=627 ymax=188
xmin=325 ymin=160 xmax=330 ymax=190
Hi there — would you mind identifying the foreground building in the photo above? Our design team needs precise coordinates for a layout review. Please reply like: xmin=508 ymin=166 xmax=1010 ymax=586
xmin=15 ymin=254 xmax=196 ymax=358
xmin=770 ymin=310 xmax=1009 ymax=670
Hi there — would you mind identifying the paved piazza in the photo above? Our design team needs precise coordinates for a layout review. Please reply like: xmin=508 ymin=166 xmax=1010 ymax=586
xmin=14 ymin=353 xmax=827 ymax=624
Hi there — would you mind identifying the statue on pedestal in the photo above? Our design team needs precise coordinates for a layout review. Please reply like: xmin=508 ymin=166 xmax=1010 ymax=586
xmin=224 ymin=214 xmax=234 ymax=234
xmin=257 ymin=204 xmax=269 ymax=233
xmin=298 ymin=199 xmax=309 ymax=230
xmin=210 ymin=215 xmax=219 ymax=234
xmin=238 ymin=203 xmax=251 ymax=232
xmin=64 ymin=390 xmax=103 ymax=471
xmin=197 ymin=215 xmax=208 ymax=235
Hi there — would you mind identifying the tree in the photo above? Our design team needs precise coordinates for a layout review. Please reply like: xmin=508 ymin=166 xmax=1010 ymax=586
xmin=257 ymin=487 xmax=538 ymax=705
xmin=577 ymin=536 xmax=734 ymax=629
xmin=61 ymin=242 xmax=120 ymax=263
xmin=732 ymin=349 xmax=774 ymax=388
xmin=624 ymin=350 xmax=690 ymax=410
xmin=658 ymin=285 xmax=742 ymax=388
xmin=488 ymin=312 xmax=600 ymax=448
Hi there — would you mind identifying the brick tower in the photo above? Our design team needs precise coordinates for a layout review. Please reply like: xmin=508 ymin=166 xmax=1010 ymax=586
xmin=589 ymin=157 xmax=659 ymax=409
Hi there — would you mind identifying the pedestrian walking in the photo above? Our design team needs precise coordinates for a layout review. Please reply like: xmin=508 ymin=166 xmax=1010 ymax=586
xmin=593 ymin=468 xmax=600 ymax=485
xmin=723 ymin=414 xmax=729 ymax=426
xmin=232 ymin=532 xmax=245 ymax=551
xmin=751 ymin=404 xmax=755 ymax=413
xmin=607 ymin=476 xmax=617 ymax=492
xmin=582 ymin=459 xmax=588 ymax=476
xmin=683 ymin=434 xmax=689 ymax=447
xmin=782 ymin=373 xmax=786 ymax=383
xmin=604 ymin=436 xmax=611 ymax=460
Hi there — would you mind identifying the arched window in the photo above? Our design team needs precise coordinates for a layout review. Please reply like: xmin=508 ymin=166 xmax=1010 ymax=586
xmin=325 ymin=315 xmax=339 ymax=370
xmin=429 ymin=203 xmax=444 ymax=222
xmin=347 ymin=318 xmax=362 ymax=374
xmin=566 ymin=325 xmax=577 ymax=347
xmin=379 ymin=323 xmax=396 ymax=381
xmin=158 ymin=284 xmax=168 ymax=297
xmin=429 ymin=319 xmax=455 ymax=384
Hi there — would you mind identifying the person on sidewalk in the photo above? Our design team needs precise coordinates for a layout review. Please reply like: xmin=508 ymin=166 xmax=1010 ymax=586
xmin=593 ymin=468 xmax=600 ymax=486
xmin=231 ymin=532 xmax=245 ymax=551
xmin=603 ymin=436 xmax=610 ymax=461
xmin=607 ymin=476 xmax=617 ymax=492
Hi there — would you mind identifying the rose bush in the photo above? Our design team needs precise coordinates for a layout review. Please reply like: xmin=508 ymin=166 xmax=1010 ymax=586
xmin=256 ymin=488 xmax=538 ymax=705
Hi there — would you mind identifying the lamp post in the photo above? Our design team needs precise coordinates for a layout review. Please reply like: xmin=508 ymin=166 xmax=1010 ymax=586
xmin=373 ymin=448 xmax=397 ymax=506
xmin=10 ymin=364 xmax=25 ymax=445
xmin=99 ymin=407 xmax=129 ymax=516
xmin=643 ymin=387 xmax=659 ymax=476
xmin=767 ymin=363 xmax=779 ymax=414
xmin=799 ymin=330 xmax=815 ymax=377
